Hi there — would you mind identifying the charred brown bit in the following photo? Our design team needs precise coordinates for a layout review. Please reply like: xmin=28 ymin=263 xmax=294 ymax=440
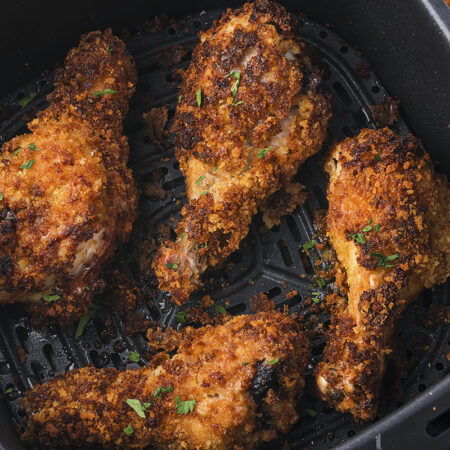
xmin=142 ymin=106 xmax=170 ymax=150
xmin=315 ymin=128 xmax=450 ymax=421
xmin=153 ymin=0 xmax=332 ymax=304
xmin=22 ymin=312 xmax=309 ymax=449
xmin=371 ymin=97 xmax=400 ymax=127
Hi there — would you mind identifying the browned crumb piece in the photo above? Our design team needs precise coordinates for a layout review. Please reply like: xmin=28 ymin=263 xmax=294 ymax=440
xmin=143 ymin=106 xmax=170 ymax=150
xmin=144 ymin=184 xmax=166 ymax=201
xmin=17 ymin=348 xmax=26 ymax=364
xmin=157 ymin=45 xmax=187 ymax=68
xmin=250 ymin=293 xmax=275 ymax=312
xmin=424 ymin=304 xmax=450 ymax=326
xmin=356 ymin=58 xmax=371 ymax=79
xmin=286 ymin=290 xmax=298 ymax=300
xmin=371 ymin=97 xmax=400 ymax=127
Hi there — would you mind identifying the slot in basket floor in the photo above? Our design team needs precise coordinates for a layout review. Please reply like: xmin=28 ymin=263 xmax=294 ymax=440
xmin=0 ymin=9 xmax=449 ymax=449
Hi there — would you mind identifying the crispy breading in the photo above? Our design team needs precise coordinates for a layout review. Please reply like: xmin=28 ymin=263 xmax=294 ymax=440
xmin=22 ymin=312 xmax=309 ymax=449
xmin=153 ymin=0 xmax=332 ymax=304
xmin=315 ymin=128 xmax=450 ymax=421
xmin=0 ymin=30 xmax=138 ymax=324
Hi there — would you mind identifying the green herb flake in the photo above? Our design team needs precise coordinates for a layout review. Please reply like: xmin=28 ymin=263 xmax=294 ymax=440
xmin=14 ymin=147 xmax=21 ymax=156
xmin=305 ymin=408 xmax=317 ymax=418
xmin=211 ymin=166 xmax=218 ymax=172
xmin=226 ymin=70 xmax=242 ymax=106
xmin=317 ymin=278 xmax=326 ymax=289
xmin=181 ymin=232 xmax=186 ymax=238
xmin=0 ymin=193 xmax=3 ymax=201
xmin=195 ymin=175 xmax=206 ymax=185
xmin=267 ymin=358 xmax=279 ymax=365
xmin=303 ymin=239 xmax=317 ymax=251
xmin=18 ymin=92 xmax=37 ymax=108
xmin=196 ymin=87 xmax=202 ymax=107
xmin=257 ymin=147 xmax=272 ymax=159
xmin=129 ymin=351 xmax=140 ymax=363
xmin=27 ymin=143 xmax=41 ymax=151
xmin=370 ymin=252 xmax=399 ymax=268
xmin=75 ymin=310 xmax=97 ymax=339
xmin=311 ymin=291 xmax=321 ymax=303
xmin=362 ymin=224 xmax=373 ymax=232
xmin=374 ymin=154 xmax=382 ymax=161
xmin=374 ymin=224 xmax=381 ymax=232
xmin=176 ymin=310 xmax=187 ymax=324
xmin=123 ymin=425 xmax=134 ymax=436
xmin=175 ymin=396 xmax=196 ymax=415
xmin=20 ymin=159 xmax=35 ymax=170
xmin=107 ymin=46 xmax=113 ymax=53
xmin=126 ymin=399 xmax=150 ymax=418
xmin=153 ymin=386 xmax=174 ymax=399
xmin=214 ymin=304 xmax=227 ymax=315
xmin=93 ymin=89 xmax=118 ymax=96
xmin=4 ymin=387 xmax=14 ymax=394
xmin=178 ymin=94 xmax=182 ymax=103
xmin=42 ymin=294 xmax=61 ymax=302
xmin=199 ymin=191 xmax=210 ymax=195
xmin=242 ymin=362 xmax=249 ymax=366
xmin=164 ymin=263 xmax=179 ymax=269
xmin=198 ymin=242 xmax=207 ymax=248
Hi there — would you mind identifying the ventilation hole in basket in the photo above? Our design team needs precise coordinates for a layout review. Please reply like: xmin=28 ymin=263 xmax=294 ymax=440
xmin=435 ymin=362 xmax=444 ymax=371
xmin=371 ymin=85 xmax=380 ymax=94
xmin=333 ymin=81 xmax=352 ymax=106
xmin=286 ymin=216 xmax=301 ymax=242
xmin=426 ymin=407 xmax=450 ymax=437
xmin=166 ymin=72 xmax=174 ymax=82
xmin=230 ymin=251 xmax=243 ymax=264
xmin=111 ymin=352 xmax=124 ymax=369
xmin=193 ymin=20 xmax=202 ymax=28
xmin=168 ymin=27 xmax=176 ymax=35
xmin=39 ymin=79 xmax=50 ymax=87
xmin=312 ymin=185 xmax=327 ymax=209
xmin=43 ymin=344 xmax=56 ymax=369
xmin=342 ymin=126 xmax=353 ymax=137
xmin=265 ymin=286 xmax=282 ymax=299
xmin=227 ymin=303 xmax=247 ymax=315
xmin=278 ymin=239 xmax=293 ymax=267
xmin=300 ymin=251 xmax=314 ymax=275
xmin=287 ymin=294 xmax=302 ymax=309
xmin=347 ymin=430 xmax=356 ymax=437
xmin=15 ymin=326 xmax=28 ymax=350
xmin=16 ymin=92 xmax=25 ymax=101
xmin=418 ymin=383 xmax=427 ymax=392
xmin=0 ymin=361 xmax=10 ymax=375
xmin=340 ymin=46 xmax=348 ymax=53
xmin=421 ymin=290 xmax=432 ymax=307
xmin=162 ymin=176 xmax=185 ymax=191
xmin=173 ymin=161 xmax=180 ymax=170
xmin=271 ymin=224 xmax=280 ymax=233
xmin=319 ymin=31 xmax=327 ymax=38
xmin=31 ymin=361 xmax=45 ymax=380
xmin=298 ymin=19 xmax=304 ymax=27
xmin=352 ymin=110 xmax=367 ymax=129
xmin=312 ymin=342 xmax=326 ymax=356
xmin=17 ymin=409 xmax=27 ymax=418
xmin=322 ymin=406 xmax=334 ymax=414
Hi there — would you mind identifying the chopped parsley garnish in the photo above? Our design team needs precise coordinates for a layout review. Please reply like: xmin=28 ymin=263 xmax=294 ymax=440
xmin=126 ymin=399 xmax=151 ymax=418
xmin=374 ymin=224 xmax=381 ymax=232
xmin=27 ymin=143 xmax=41 ymax=151
xmin=311 ymin=292 xmax=321 ymax=303
xmin=181 ymin=232 xmax=186 ymax=238
xmin=198 ymin=242 xmax=207 ymax=248
xmin=196 ymin=87 xmax=202 ymax=106
xmin=93 ymin=89 xmax=117 ymax=96
xmin=129 ymin=351 xmax=140 ymax=363
xmin=303 ymin=239 xmax=316 ymax=251
xmin=20 ymin=159 xmax=35 ymax=170
xmin=178 ymin=94 xmax=182 ymax=104
xmin=153 ymin=386 xmax=174 ymax=399
xmin=42 ymin=294 xmax=60 ymax=302
xmin=4 ymin=387 xmax=14 ymax=394
xmin=176 ymin=310 xmax=187 ymax=324
xmin=175 ymin=396 xmax=196 ymax=415
xmin=214 ymin=304 xmax=227 ymax=315
xmin=14 ymin=147 xmax=21 ymax=156
xmin=164 ymin=263 xmax=179 ymax=269
xmin=370 ymin=252 xmax=399 ymax=268
xmin=226 ymin=70 xmax=242 ymax=106
xmin=317 ymin=278 xmax=326 ymax=289
xmin=199 ymin=191 xmax=210 ymax=195
xmin=374 ymin=154 xmax=382 ymax=161
xmin=362 ymin=219 xmax=373 ymax=232
xmin=0 ymin=193 xmax=3 ymax=201
xmin=75 ymin=309 xmax=96 ymax=339
xmin=6 ymin=213 xmax=16 ymax=221
xmin=195 ymin=175 xmax=205 ymax=185
xmin=267 ymin=358 xmax=279 ymax=365
xmin=349 ymin=233 xmax=366 ymax=244
xmin=18 ymin=92 xmax=37 ymax=108
xmin=123 ymin=425 xmax=134 ymax=436
xmin=305 ymin=408 xmax=316 ymax=417
xmin=211 ymin=166 xmax=218 ymax=172
xmin=242 ymin=362 xmax=249 ymax=367
xmin=257 ymin=147 xmax=272 ymax=159
xmin=107 ymin=46 xmax=113 ymax=53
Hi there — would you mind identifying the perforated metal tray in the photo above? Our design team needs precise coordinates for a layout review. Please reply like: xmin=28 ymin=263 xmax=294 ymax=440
xmin=0 ymin=10 xmax=449 ymax=449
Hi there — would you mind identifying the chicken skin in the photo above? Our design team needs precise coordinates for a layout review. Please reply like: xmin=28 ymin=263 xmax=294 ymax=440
xmin=0 ymin=30 xmax=137 ymax=324
xmin=22 ymin=312 xmax=309 ymax=449
xmin=154 ymin=0 xmax=332 ymax=304
xmin=315 ymin=128 xmax=450 ymax=421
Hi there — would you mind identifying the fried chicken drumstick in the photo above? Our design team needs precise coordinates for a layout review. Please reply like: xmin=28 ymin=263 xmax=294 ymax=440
xmin=22 ymin=312 xmax=309 ymax=449
xmin=315 ymin=128 xmax=450 ymax=421
xmin=154 ymin=0 xmax=331 ymax=304
xmin=0 ymin=30 xmax=137 ymax=324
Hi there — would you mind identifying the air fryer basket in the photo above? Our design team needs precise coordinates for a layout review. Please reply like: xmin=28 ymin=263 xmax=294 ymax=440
xmin=0 ymin=7 xmax=449 ymax=450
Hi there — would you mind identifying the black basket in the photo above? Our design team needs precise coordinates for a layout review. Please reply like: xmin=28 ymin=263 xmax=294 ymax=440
xmin=0 ymin=4 xmax=449 ymax=449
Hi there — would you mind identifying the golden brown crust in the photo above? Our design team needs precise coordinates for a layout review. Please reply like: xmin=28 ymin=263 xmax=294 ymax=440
xmin=0 ymin=30 xmax=138 ymax=324
xmin=22 ymin=312 xmax=309 ymax=449
xmin=153 ymin=0 xmax=332 ymax=304
xmin=315 ymin=128 xmax=450 ymax=421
